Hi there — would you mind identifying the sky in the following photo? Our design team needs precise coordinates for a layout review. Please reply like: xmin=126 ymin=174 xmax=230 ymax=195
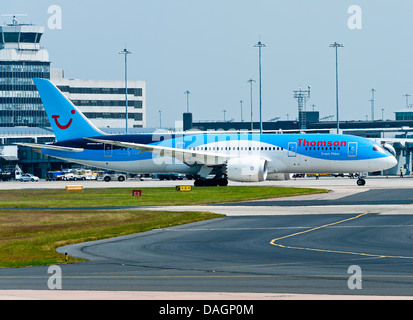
xmin=3 ymin=0 xmax=413 ymax=128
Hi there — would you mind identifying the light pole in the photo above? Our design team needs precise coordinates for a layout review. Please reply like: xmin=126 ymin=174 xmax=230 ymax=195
xmin=159 ymin=109 xmax=162 ymax=129
xmin=370 ymin=88 xmax=376 ymax=121
xmin=240 ymin=100 xmax=243 ymax=122
xmin=247 ymin=79 xmax=255 ymax=132
xmin=404 ymin=93 xmax=411 ymax=108
xmin=329 ymin=42 xmax=343 ymax=134
xmin=184 ymin=90 xmax=190 ymax=112
xmin=254 ymin=40 xmax=266 ymax=134
xmin=223 ymin=109 xmax=227 ymax=122
xmin=119 ymin=48 xmax=132 ymax=134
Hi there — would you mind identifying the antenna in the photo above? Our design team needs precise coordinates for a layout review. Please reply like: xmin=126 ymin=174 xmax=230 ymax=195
xmin=403 ymin=93 xmax=411 ymax=109
xmin=2 ymin=14 xmax=28 ymax=25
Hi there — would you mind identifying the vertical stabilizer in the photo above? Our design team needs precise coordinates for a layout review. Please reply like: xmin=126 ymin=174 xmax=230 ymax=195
xmin=34 ymin=78 xmax=105 ymax=141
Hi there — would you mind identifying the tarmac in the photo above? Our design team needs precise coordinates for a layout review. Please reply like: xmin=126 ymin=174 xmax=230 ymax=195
xmin=1 ymin=290 xmax=412 ymax=300
xmin=1 ymin=175 xmax=413 ymax=300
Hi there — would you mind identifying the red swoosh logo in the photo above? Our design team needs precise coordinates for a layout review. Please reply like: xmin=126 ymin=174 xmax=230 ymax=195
xmin=52 ymin=115 xmax=73 ymax=130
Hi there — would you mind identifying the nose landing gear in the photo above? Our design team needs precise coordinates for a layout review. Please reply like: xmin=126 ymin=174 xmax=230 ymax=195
xmin=356 ymin=178 xmax=366 ymax=186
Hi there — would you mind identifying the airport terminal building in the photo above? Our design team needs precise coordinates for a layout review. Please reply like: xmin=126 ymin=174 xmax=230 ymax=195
xmin=50 ymin=69 xmax=146 ymax=129
xmin=0 ymin=22 xmax=50 ymax=127
xmin=0 ymin=19 xmax=146 ymax=177
xmin=0 ymin=19 xmax=146 ymax=130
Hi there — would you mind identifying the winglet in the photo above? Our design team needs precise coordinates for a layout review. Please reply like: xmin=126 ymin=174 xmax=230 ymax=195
xmin=34 ymin=78 xmax=105 ymax=141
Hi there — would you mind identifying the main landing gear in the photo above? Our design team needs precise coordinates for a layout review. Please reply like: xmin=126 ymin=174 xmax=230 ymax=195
xmin=194 ymin=177 xmax=228 ymax=187
xmin=356 ymin=178 xmax=366 ymax=186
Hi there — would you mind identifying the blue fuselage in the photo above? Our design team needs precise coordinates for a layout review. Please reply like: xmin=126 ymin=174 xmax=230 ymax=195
xmin=43 ymin=133 xmax=397 ymax=176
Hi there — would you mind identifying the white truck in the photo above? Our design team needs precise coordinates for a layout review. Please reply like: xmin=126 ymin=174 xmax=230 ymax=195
xmin=97 ymin=170 xmax=127 ymax=182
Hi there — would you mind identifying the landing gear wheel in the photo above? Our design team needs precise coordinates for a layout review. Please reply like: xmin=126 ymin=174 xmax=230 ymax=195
xmin=356 ymin=178 xmax=366 ymax=186
xmin=217 ymin=178 xmax=228 ymax=186
xmin=194 ymin=178 xmax=228 ymax=187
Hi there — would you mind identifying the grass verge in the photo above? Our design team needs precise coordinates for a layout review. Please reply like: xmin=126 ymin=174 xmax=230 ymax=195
xmin=0 ymin=186 xmax=328 ymax=208
xmin=0 ymin=209 xmax=223 ymax=268
xmin=0 ymin=186 xmax=328 ymax=268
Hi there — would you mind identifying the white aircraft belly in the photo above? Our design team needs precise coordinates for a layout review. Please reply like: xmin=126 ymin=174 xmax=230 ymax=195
xmin=49 ymin=156 xmax=194 ymax=174
xmin=282 ymin=155 xmax=374 ymax=173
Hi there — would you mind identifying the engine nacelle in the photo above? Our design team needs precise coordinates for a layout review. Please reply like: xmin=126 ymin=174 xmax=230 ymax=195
xmin=266 ymin=173 xmax=291 ymax=181
xmin=226 ymin=157 xmax=268 ymax=182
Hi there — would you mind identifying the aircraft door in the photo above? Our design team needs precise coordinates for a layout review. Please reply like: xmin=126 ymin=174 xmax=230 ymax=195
xmin=288 ymin=142 xmax=297 ymax=157
xmin=104 ymin=143 xmax=113 ymax=157
xmin=348 ymin=142 xmax=357 ymax=157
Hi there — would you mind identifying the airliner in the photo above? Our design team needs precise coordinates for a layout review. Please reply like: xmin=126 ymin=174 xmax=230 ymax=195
xmin=17 ymin=78 xmax=397 ymax=186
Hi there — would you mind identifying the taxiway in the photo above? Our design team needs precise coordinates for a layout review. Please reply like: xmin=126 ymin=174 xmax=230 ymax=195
xmin=1 ymin=176 xmax=413 ymax=299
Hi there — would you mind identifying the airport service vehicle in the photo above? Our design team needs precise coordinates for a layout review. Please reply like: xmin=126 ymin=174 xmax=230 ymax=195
xmin=58 ymin=172 xmax=75 ymax=181
xmin=45 ymin=171 xmax=63 ymax=181
xmin=73 ymin=169 xmax=97 ymax=180
xmin=0 ymin=165 xmax=23 ymax=181
xmin=97 ymin=170 xmax=126 ymax=182
xmin=17 ymin=79 xmax=398 ymax=186
xmin=20 ymin=173 xmax=39 ymax=182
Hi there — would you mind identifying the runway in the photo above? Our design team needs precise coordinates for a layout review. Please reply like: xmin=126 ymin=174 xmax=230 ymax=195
xmin=1 ymin=176 xmax=413 ymax=299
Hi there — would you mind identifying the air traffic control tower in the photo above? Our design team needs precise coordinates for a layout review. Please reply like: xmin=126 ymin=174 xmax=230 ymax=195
xmin=0 ymin=16 xmax=50 ymax=127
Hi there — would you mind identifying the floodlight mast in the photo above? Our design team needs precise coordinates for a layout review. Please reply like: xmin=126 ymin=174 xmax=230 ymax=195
xmin=370 ymin=88 xmax=376 ymax=121
xmin=222 ymin=109 xmax=227 ymax=122
xmin=404 ymin=93 xmax=411 ymax=109
xmin=119 ymin=48 xmax=132 ymax=133
xmin=329 ymin=42 xmax=344 ymax=134
xmin=240 ymin=100 xmax=243 ymax=122
xmin=254 ymin=40 xmax=266 ymax=134
xmin=293 ymin=86 xmax=311 ymax=130
xmin=247 ymin=79 xmax=255 ymax=131
xmin=184 ymin=90 xmax=190 ymax=112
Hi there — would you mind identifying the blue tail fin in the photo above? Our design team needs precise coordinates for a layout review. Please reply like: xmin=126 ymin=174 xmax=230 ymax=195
xmin=34 ymin=78 xmax=105 ymax=141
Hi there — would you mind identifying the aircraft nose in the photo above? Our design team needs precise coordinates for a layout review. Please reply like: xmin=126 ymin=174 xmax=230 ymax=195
xmin=389 ymin=155 xmax=398 ymax=168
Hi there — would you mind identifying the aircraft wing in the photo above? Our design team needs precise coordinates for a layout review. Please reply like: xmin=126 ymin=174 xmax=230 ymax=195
xmin=14 ymin=142 xmax=84 ymax=153
xmin=86 ymin=138 xmax=229 ymax=166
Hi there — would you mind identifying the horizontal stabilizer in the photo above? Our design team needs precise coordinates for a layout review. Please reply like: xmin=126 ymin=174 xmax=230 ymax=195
xmin=14 ymin=142 xmax=84 ymax=153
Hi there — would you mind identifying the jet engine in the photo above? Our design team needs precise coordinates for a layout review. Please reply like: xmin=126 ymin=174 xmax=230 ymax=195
xmin=226 ymin=157 xmax=268 ymax=182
